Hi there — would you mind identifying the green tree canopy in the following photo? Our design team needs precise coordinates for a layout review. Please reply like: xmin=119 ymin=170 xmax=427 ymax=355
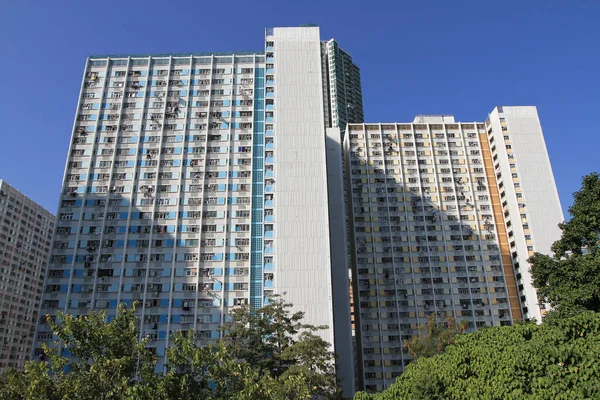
xmin=0 ymin=297 xmax=343 ymax=399
xmin=218 ymin=295 xmax=342 ymax=398
xmin=355 ymin=311 xmax=600 ymax=400
xmin=164 ymin=332 xmax=312 ymax=400
xmin=530 ymin=172 xmax=600 ymax=319
xmin=0 ymin=303 xmax=162 ymax=400
xmin=402 ymin=314 xmax=468 ymax=360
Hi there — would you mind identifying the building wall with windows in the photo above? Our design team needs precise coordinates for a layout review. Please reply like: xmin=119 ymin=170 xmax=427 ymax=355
xmin=344 ymin=108 xmax=561 ymax=392
xmin=485 ymin=106 xmax=563 ymax=321
xmin=0 ymin=180 xmax=54 ymax=372
xmin=321 ymin=39 xmax=364 ymax=135
xmin=34 ymin=26 xmax=355 ymax=395
xmin=35 ymin=52 xmax=271 ymax=372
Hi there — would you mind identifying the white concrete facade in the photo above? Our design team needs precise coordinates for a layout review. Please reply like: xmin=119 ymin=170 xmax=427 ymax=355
xmin=270 ymin=28 xmax=334 ymax=343
xmin=486 ymin=106 xmax=563 ymax=321
xmin=268 ymin=28 xmax=354 ymax=394
xmin=325 ymin=127 xmax=355 ymax=394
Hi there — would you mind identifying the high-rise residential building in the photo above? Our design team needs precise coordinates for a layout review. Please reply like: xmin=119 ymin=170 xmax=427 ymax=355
xmin=0 ymin=180 xmax=54 ymax=372
xmin=485 ymin=106 xmax=563 ymax=321
xmin=321 ymin=39 xmax=364 ymax=135
xmin=32 ymin=19 xmax=562 ymax=396
xmin=344 ymin=107 xmax=563 ymax=392
xmin=34 ymin=26 xmax=357 ymax=395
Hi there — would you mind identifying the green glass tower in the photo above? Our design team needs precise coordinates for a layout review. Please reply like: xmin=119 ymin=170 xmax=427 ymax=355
xmin=321 ymin=39 xmax=364 ymax=137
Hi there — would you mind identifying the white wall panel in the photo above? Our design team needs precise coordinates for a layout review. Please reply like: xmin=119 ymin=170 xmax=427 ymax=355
xmin=502 ymin=106 xmax=563 ymax=256
xmin=271 ymin=27 xmax=334 ymax=346
xmin=489 ymin=106 xmax=563 ymax=322
xmin=326 ymin=127 xmax=355 ymax=395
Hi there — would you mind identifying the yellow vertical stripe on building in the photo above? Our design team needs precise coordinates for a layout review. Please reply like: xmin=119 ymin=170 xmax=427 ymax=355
xmin=480 ymin=132 xmax=522 ymax=321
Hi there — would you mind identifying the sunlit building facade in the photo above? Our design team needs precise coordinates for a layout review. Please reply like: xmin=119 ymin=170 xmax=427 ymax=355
xmin=0 ymin=180 xmax=54 ymax=372
xmin=34 ymin=26 xmax=359 ymax=395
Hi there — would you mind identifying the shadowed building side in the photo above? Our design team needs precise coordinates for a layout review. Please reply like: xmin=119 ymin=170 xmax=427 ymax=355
xmin=344 ymin=110 xmax=562 ymax=392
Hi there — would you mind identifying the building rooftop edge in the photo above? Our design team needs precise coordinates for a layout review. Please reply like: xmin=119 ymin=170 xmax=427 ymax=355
xmin=89 ymin=51 xmax=264 ymax=60
xmin=0 ymin=180 xmax=56 ymax=217
xmin=347 ymin=121 xmax=487 ymax=126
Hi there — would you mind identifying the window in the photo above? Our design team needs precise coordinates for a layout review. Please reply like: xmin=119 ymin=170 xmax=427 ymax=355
xmin=184 ymin=253 xmax=199 ymax=261
xmin=90 ymin=60 xmax=107 ymax=67
xmin=233 ymin=282 xmax=249 ymax=290
xmin=202 ymin=224 xmax=217 ymax=232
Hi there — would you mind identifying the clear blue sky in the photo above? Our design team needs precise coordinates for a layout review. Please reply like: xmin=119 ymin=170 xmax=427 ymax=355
xmin=1 ymin=0 xmax=598 ymax=217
